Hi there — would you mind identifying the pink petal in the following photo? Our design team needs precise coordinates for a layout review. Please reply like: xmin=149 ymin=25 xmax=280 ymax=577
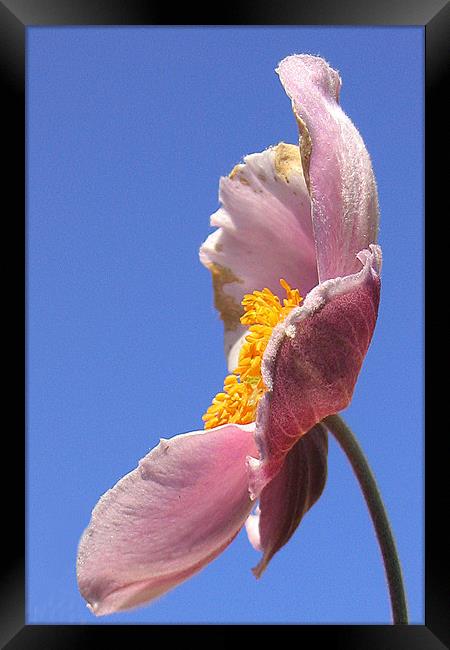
xmin=77 ymin=423 xmax=258 ymax=615
xmin=249 ymin=245 xmax=381 ymax=497
xmin=199 ymin=144 xmax=317 ymax=368
xmin=245 ymin=423 xmax=328 ymax=577
xmin=277 ymin=55 xmax=379 ymax=282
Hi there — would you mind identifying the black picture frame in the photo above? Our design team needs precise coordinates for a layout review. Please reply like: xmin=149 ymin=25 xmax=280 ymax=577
xmin=2 ymin=0 xmax=446 ymax=647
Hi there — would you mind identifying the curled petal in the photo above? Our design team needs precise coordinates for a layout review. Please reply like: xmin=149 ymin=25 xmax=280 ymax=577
xmin=77 ymin=424 xmax=257 ymax=616
xmin=277 ymin=55 xmax=379 ymax=282
xmin=245 ymin=422 xmax=328 ymax=577
xmin=199 ymin=144 xmax=317 ymax=369
xmin=249 ymin=245 xmax=381 ymax=497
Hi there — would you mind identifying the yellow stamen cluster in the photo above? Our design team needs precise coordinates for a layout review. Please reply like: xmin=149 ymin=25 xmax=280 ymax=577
xmin=202 ymin=279 xmax=302 ymax=429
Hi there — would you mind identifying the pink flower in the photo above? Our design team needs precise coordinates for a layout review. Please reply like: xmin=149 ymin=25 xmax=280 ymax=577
xmin=77 ymin=54 xmax=381 ymax=616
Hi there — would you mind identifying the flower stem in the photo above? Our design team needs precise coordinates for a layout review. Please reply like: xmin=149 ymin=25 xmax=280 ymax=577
xmin=323 ymin=414 xmax=408 ymax=624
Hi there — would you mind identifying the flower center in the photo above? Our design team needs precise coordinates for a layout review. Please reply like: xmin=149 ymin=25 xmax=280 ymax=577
xmin=202 ymin=279 xmax=303 ymax=429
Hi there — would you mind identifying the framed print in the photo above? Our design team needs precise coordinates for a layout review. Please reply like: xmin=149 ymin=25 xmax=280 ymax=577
xmin=2 ymin=0 xmax=446 ymax=647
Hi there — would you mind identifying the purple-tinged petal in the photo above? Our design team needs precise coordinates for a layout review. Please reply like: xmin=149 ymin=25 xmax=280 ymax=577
xmin=77 ymin=423 xmax=258 ymax=615
xmin=249 ymin=245 xmax=381 ymax=497
xmin=200 ymin=144 xmax=317 ymax=368
xmin=277 ymin=55 xmax=379 ymax=282
xmin=245 ymin=423 xmax=327 ymax=577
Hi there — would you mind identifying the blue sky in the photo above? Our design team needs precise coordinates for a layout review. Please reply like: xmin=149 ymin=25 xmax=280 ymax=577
xmin=27 ymin=26 xmax=424 ymax=624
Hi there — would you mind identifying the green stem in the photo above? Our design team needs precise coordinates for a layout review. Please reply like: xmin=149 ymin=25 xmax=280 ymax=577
xmin=323 ymin=414 xmax=408 ymax=624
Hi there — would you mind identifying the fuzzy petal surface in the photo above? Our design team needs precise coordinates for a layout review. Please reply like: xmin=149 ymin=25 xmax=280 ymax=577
xmin=200 ymin=144 xmax=317 ymax=368
xmin=277 ymin=55 xmax=379 ymax=282
xmin=245 ymin=422 xmax=327 ymax=577
xmin=249 ymin=245 xmax=381 ymax=496
xmin=77 ymin=423 xmax=258 ymax=616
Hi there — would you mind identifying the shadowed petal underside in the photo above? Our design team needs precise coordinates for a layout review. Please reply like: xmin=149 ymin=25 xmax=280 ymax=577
xmin=246 ymin=422 xmax=328 ymax=576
